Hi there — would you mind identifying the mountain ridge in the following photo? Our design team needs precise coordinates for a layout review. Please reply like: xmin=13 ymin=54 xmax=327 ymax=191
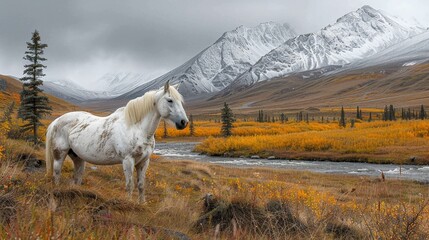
xmin=116 ymin=21 xmax=297 ymax=99
xmin=225 ymin=5 xmax=425 ymax=92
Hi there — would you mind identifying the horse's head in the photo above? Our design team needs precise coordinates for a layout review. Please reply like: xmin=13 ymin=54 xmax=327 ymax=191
xmin=156 ymin=81 xmax=188 ymax=130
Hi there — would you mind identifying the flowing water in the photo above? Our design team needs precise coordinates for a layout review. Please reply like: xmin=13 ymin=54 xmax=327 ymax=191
xmin=154 ymin=142 xmax=429 ymax=183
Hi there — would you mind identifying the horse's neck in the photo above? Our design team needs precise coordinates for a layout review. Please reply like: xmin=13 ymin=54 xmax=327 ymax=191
xmin=136 ymin=110 xmax=161 ymax=142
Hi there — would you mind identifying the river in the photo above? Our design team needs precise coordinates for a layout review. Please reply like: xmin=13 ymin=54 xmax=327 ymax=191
xmin=154 ymin=142 xmax=429 ymax=183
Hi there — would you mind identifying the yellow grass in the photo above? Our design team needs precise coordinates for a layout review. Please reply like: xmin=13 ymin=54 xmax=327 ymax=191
xmin=196 ymin=120 xmax=429 ymax=164
xmin=156 ymin=120 xmax=339 ymax=139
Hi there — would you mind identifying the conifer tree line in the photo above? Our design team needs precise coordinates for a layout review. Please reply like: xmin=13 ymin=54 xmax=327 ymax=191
xmin=246 ymin=105 xmax=427 ymax=125
xmin=256 ymin=110 xmax=288 ymax=123
xmin=400 ymin=105 xmax=426 ymax=120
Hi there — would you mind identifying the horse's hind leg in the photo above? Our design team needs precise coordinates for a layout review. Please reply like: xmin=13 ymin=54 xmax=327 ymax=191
xmin=68 ymin=149 xmax=85 ymax=185
xmin=53 ymin=148 xmax=68 ymax=185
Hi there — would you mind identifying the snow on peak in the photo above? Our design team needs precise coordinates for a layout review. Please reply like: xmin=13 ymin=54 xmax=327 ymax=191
xmin=93 ymin=72 xmax=161 ymax=95
xmin=42 ymin=71 xmax=163 ymax=103
xmin=230 ymin=5 xmax=425 ymax=88
xmin=120 ymin=22 xmax=296 ymax=98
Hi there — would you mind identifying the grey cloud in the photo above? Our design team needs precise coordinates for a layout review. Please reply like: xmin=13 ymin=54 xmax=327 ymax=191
xmin=0 ymin=0 xmax=428 ymax=86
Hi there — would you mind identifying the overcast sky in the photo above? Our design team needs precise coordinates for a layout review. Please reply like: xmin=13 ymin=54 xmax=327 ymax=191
xmin=0 ymin=0 xmax=428 ymax=90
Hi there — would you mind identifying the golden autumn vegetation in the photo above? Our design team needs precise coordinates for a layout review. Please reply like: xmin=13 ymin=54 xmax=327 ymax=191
xmin=156 ymin=120 xmax=339 ymax=139
xmin=194 ymin=120 xmax=429 ymax=164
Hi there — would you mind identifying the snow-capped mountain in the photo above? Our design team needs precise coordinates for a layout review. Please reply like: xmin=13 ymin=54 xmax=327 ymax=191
xmin=43 ymin=72 xmax=159 ymax=103
xmin=118 ymin=22 xmax=296 ymax=99
xmin=344 ymin=30 xmax=429 ymax=70
xmin=229 ymin=5 xmax=425 ymax=89
xmin=42 ymin=79 xmax=111 ymax=103
xmin=89 ymin=72 xmax=160 ymax=95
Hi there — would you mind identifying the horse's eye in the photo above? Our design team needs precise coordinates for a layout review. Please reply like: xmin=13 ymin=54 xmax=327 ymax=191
xmin=167 ymin=99 xmax=173 ymax=103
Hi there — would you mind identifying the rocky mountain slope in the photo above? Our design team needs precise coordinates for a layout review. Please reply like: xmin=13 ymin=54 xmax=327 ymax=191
xmin=117 ymin=22 xmax=296 ymax=99
xmin=228 ymin=5 xmax=425 ymax=90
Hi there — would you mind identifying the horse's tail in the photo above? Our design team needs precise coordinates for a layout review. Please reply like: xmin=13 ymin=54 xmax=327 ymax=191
xmin=45 ymin=122 xmax=55 ymax=176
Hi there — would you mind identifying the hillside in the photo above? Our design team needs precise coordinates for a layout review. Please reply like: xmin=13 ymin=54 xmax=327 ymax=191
xmin=0 ymin=74 xmax=78 ymax=118
xmin=187 ymin=62 xmax=429 ymax=114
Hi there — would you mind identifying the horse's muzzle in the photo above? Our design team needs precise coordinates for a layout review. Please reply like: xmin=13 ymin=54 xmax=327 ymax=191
xmin=175 ymin=119 xmax=188 ymax=130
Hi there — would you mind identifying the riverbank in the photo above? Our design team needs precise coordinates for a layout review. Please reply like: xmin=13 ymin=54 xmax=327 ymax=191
xmin=155 ymin=142 xmax=429 ymax=182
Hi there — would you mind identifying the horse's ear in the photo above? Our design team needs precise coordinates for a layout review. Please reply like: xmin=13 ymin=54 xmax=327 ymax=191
xmin=164 ymin=80 xmax=170 ymax=94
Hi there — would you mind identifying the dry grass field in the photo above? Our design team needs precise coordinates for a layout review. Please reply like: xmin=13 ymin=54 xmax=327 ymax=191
xmin=0 ymin=142 xmax=428 ymax=239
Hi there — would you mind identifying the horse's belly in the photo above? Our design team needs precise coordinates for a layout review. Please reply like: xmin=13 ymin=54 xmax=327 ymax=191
xmin=71 ymin=146 xmax=123 ymax=165
xmin=85 ymin=157 xmax=123 ymax=165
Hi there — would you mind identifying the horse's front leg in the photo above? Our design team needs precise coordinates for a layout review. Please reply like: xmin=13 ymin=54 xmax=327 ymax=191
xmin=122 ymin=156 xmax=135 ymax=199
xmin=136 ymin=159 xmax=150 ymax=203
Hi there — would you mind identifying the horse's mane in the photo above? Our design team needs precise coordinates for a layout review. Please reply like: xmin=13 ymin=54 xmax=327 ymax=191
xmin=124 ymin=86 xmax=183 ymax=126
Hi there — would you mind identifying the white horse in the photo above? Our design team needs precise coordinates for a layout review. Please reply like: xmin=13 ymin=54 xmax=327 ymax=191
xmin=45 ymin=81 xmax=188 ymax=202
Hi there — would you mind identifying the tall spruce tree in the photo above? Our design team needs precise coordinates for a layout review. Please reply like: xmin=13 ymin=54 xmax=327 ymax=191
xmin=339 ymin=106 xmax=346 ymax=127
xmin=221 ymin=102 xmax=235 ymax=137
xmin=18 ymin=30 xmax=51 ymax=145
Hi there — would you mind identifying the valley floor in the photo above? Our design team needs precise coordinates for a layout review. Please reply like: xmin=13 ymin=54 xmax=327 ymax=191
xmin=1 ymin=152 xmax=428 ymax=239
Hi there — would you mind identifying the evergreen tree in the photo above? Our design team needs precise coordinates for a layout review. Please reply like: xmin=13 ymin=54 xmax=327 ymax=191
xmin=221 ymin=102 xmax=235 ymax=137
xmin=420 ymin=105 xmax=426 ymax=120
xmin=389 ymin=105 xmax=396 ymax=121
xmin=18 ymin=30 xmax=51 ymax=144
xmin=339 ymin=106 xmax=346 ymax=127
xmin=356 ymin=106 xmax=362 ymax=120
xmin=280 ymin=113 xmax=285 ymax=123
xmin=189 ymin=114 xmax=195 ymax=136
xmin=383 ymin=105 xmax=388 ymax=121
xmin=368 ymin=112 xmax=372 ymax=122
